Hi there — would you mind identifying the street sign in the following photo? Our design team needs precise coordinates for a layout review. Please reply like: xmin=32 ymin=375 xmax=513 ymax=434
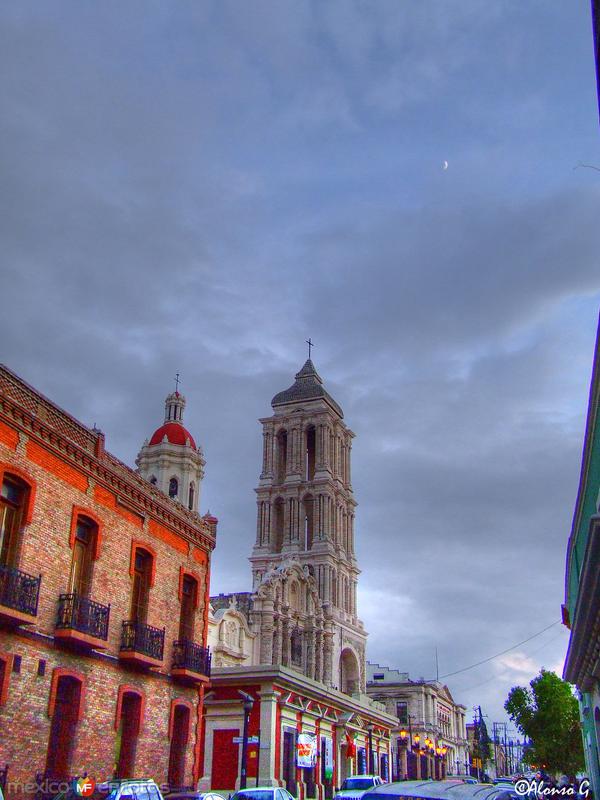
xmin=233 ymin=736 xmax=259 ymax=744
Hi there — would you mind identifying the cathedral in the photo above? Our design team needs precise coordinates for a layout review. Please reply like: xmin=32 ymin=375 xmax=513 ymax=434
xmin=202 ymin=359 xmax=396 ymax=797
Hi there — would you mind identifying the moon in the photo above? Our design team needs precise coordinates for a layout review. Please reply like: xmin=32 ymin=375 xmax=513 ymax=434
xmin=442 ymin=160 xmax=449 ymax=170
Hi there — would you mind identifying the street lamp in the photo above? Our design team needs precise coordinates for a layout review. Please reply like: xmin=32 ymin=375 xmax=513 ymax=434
xmin=238 ymin=690 xmax=254 ymax=789
xmin=366 ymin=723 xmax=374 ymax=775
xmin=398 ymin=731 xmax=409 ymax=780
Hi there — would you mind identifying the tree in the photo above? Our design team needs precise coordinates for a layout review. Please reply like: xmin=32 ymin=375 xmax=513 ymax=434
xmin=504 ymin=669 xmax=584 ymax=777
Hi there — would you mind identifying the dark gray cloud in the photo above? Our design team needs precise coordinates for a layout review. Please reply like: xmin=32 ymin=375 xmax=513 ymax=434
xmin=1 ymin=0 xmax=598 ymax=728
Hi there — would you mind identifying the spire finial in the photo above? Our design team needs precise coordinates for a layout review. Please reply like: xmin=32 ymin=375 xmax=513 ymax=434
xmin=306 ymin=338 xmax=315 ymax=359
xmin=174 ymin=372 xmax=181 ymax=393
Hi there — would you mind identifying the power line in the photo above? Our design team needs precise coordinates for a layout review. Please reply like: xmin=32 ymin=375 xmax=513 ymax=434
xmin=431 ymin=620 xmax=561 ymax=681
xmin=456 ymin=628 xmax=567 ymax=692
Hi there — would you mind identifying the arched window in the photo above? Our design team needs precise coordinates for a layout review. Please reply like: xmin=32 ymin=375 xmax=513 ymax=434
xmin=168 ymin=701 xmax=192 ymax=788
xmin=0 ymin=474 xmax=29 ymax=567
xmin=169 ymin=477 xmax=178 ymax=499
xmin=178 ymin=574 xmax=198 ymax=640
xmin=115 ymin=687 xmax=144 ymax=778
xmin=130 ymin=548 xmax=153 ymax=624
xmin=149 ymin=475 xmax=157 ymax=486
xmin=291 ymin=626 xmax=303 ymax=667
xmin=68 ymin=516 xmax=97 ymax=597
xmin=46 ymin=670 xmax=84 ymax=780
xmin=188 ymin=482 xmax=195 ymax=510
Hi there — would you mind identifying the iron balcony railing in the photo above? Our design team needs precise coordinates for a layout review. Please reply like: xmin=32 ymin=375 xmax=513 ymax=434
xmin=56 ymin=593 xmax=110 ymax=640
xmin=172 ymin=638 xmax=211 ymax=677
xmin=0 ymin=564 xmax=41 ymax=616
xmin=120 ymin=619 xmax=165 ymax=661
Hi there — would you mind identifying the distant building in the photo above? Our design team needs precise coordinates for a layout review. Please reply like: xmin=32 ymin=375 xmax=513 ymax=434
xmin=366 ymin=662 xmax=469 ymax=780
xmin=0 ymin=366 xmax=216 ymax=795
xmin=564 ymin=314 xmax=600 ymax=794
xmin=202 ymin=360 xmax=396 ymax=797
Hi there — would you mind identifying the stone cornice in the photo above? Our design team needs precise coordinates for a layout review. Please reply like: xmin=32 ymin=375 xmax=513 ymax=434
xmin=211 ymin=663 xmax=398 ymax=725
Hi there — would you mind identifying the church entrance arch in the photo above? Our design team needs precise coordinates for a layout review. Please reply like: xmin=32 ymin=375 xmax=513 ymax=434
xmin=339 ymin=648 xmax=360 ymax=695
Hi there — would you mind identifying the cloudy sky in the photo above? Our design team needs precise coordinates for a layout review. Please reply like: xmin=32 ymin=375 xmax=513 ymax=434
xmin=1 ymin=1 xmax=600 ymax=732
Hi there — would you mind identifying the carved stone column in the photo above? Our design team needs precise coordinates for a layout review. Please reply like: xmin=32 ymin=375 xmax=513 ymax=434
xmin=255 ymin=500 xmax=262 ymax=545
xmin=324 ymin=567 xmax=331 ymax=605
xmin=290 ymin=497 xmax=298 ymax=542
xmin=283 ymin=498 xmax=292 ymax=546
xmin=259 ymin=600 xmax=275 ymax=664
xmin=273 ymin=615 xmax=283 ymax=664
xmin=323 ymin=629 xmax=334 ymax=686
xmin=307 ymin=623 xmax=317 ymax=679
xmin=315 ymin=629 xmax=323 ymax=683
xmin=282 ymin=616 xmax=291 ymax=666
xmin=261 ymin=431 xmax=269 ymax=478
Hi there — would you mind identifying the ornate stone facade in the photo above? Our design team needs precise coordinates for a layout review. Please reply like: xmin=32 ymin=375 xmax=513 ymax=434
xmin=366 ymin=662 xmax=469 ymax=780
xmin=250 ymin=359 xmax=367 ymax=694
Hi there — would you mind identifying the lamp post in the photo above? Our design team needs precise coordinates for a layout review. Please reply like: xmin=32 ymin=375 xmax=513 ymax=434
xmin=238 ymin=690 xmax=254 ymax=789
xmin=413 ymin=735 xmax=421 ymax=780
xmin=398 ymin=730 xmax=409 ymax=780
xmin=366 ymin=723 xmax=374 ymax=775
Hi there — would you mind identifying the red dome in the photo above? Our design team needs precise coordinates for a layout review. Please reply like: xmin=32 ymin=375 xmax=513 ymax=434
xmin=149 ymin=422 xmax=196 ymax=449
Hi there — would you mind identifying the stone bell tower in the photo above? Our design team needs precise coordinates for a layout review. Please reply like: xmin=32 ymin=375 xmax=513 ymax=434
xmin=250 ymin=357 xmax=367 ymax=693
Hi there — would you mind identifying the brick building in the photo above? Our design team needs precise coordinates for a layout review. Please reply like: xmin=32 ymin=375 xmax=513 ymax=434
xmin=0 ymin=365 xmax=216 ymax=796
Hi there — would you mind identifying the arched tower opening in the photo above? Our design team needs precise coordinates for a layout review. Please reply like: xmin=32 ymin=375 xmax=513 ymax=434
xmin=340 ymin=647 xmax=360 ymax=695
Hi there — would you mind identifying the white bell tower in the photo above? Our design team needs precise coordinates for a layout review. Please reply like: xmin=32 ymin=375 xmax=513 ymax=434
xmin=136 ymin=387 xmax=205 ymax=513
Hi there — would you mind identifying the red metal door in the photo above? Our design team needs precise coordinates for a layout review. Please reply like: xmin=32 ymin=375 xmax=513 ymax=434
xmin=212 ymin=729 xmax=239 ymax=790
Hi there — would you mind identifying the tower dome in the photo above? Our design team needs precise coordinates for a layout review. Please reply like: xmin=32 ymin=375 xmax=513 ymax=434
xmin=271 ymin=359 xmax=343 ymax=417
xmin=136 ymin=388 xmax=205 ymax=512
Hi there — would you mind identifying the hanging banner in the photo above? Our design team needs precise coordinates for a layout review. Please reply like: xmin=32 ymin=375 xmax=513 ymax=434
xmin=324 ymin=737 xmax=334 ymax=780
xmin=297 ymin=732 xmax=318 ymax=768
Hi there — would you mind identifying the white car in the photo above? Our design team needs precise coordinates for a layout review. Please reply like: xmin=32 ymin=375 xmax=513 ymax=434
xmin=334 ymin=776 xmax=385 ymax=800
xmin=231 ymin=789 xmax=296 ymax=800
xmin=104 ymin=780 xmax=165 ymax=800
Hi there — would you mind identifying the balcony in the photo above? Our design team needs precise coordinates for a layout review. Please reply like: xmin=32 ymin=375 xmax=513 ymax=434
xmin=120 ymin=620 xmax=164 ymax=668
xmin=55 ymin=593 xmax=110 ymax=649
xmin=172 ymin=638 xmax=211 ymax=684
xmin=0 ymin=564 xmax=41 ymax=625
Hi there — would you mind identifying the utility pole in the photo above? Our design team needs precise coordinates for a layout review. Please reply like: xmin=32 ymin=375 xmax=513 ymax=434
xmin=492 ymin=723 xmax=499 ymax=778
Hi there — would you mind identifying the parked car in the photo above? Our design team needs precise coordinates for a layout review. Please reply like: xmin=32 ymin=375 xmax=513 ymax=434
xmin=334 ymin=776 xmax=385 ymax=800
xmin=103 ymin=780 xmax=166 ymax=800
xmin=166 ymin=792 xmax=224 ymax=800
xmin=230 ymin=788 xmax=296 ymax=800
xmin=362 ymin=780 xmax=520 ymax=800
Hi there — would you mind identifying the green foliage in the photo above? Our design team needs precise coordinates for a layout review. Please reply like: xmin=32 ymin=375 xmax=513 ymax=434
xmin=504 ymin=669 xmax=584 ymax=776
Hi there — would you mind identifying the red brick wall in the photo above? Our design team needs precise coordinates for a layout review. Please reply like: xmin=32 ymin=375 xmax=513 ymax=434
xmin=0 ymin=633 xmax=199 ymax=792
xmin=0 ymin=429 xmax=212 ymax=796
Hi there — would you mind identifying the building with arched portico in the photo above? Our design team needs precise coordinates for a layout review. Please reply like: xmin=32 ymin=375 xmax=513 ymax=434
xmin=202 ymin=359 xmax=396 ymax=797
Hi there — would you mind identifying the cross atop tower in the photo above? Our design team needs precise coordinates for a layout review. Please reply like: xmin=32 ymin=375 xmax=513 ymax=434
xmin=174 ymin=372 xmax=181 ymax=393
xmin=305 ymin=338 xmax=315 ymax=359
